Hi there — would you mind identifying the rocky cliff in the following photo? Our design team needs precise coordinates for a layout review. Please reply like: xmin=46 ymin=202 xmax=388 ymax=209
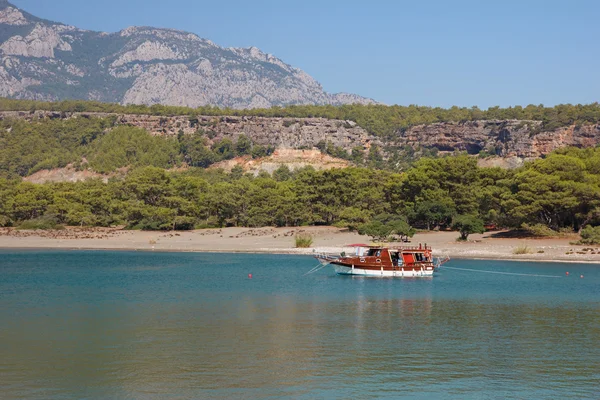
xmin=0 ymin=1 xmax=376 ymax=108
xmin=0 ymin=110 xmax=381 ymax=151
xmin=399 ymin=120 xmax=600 ymax=158
xmin=3 ymin=110 xmax=600 ymax=160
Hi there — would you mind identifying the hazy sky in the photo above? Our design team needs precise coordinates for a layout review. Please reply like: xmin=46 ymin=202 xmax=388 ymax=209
xmin=10 ymin=0 xmax=599 ymax=108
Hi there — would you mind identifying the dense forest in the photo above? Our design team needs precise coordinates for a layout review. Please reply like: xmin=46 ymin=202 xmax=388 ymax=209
xmin=2 ymin=149 xmax=600 ymax=238
xmin=2 ymin=98 xmax=600 ymax=138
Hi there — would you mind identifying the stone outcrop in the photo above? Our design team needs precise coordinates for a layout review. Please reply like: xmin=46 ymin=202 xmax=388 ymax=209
xmin=212 ymin=149 xmax=351 ymax=175
xmin=328 ymin=92 xmax=379 ymax=106
xmin=111 ymin=41 xmax=183 ymax=67
xmin=398 ymin=120 xmax=600 ymax=158
xmin=0 ymin=65 xmax=28 ymax=96
xmin=0 ymin=2 xmax=377 ymax=108
xmin=113 ymin=113 xmax=377 ymax=150
xmin=0 ymin=23 xmax=72 ymax=58
xmin=23 ymin=166 xmax=112 ymax=184
xmin=0 ymin=4 xmax=27 ymax=25
xmin=0 ymin=110 xmax=381 ymax=151
xmin=4 ymin=110 xmax=600 ymax=160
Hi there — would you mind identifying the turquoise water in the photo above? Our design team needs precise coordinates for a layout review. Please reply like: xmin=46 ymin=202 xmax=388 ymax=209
xmin=1 ymin=250 xmax=599 ymax=399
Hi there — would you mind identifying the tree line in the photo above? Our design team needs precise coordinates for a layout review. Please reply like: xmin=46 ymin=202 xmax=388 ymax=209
xmin=2 ymin=149 xmax=600 ymax=238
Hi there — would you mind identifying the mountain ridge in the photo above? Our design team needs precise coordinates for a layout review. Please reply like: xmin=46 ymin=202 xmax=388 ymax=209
xmin=0 ymin=1 xmax=377 ymax=108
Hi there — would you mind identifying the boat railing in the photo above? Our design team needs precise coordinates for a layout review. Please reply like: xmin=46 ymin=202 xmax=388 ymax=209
xmin=314 ymin=253 xmax=340 ymax=260
xmin=388 ymin=244 xmax=432 ymax=251
xmin=314 ymin=253 xmax=340 ymax=261
xmin=435 ymin=255 xmax=451 ymax=268
xmin=314 ymin=252 xmax=341 ymax=266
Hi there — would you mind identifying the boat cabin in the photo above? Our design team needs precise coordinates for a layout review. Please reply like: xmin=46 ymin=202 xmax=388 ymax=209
xmin=342 ymin=244 xmax=434 ymax=270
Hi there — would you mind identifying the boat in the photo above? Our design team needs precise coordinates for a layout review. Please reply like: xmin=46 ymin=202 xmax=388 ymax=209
xmin=315 ymin=244 xmax=449 ymax=277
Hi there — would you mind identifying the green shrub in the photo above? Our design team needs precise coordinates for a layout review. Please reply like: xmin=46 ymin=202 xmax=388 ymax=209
xmin=558 ymin=227 xmax=575 ymax=235
xmin=358 ymin=213 xmax=415 ymax=242
xmin=451 ymin=214 xmax=484 ymax=241
xmin=195 ymin=216 xmax=220 ymax=229
xmin=295 ymin=233 xmax=313 ymax=248
xmin=0 ymin=215 xmax=12 ymax=227
xmin=521 ymin=223 xmax=558 ymax=237
xmin=18 ymin=215 xmax=64 ymax=230
xmin=578 ymin=226 xmax=600 ymax=245
xmin=513 ymin=245 xmax=532 ymax=255
xmin=129 ymin=219 xmax=166 ymax=231
xmin=173 ymin=216 xmax=196 ymax=231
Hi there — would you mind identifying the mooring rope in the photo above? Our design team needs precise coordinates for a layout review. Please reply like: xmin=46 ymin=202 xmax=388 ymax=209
xmin=442 ymin=265 xmax=563 ymax=278
xmin=304 ymin=263 xmax=329 ymax=276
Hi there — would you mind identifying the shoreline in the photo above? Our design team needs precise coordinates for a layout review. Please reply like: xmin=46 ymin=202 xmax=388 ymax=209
xmin=1 ymin=226 xmax=599 ymax=264
xmin=2 ymin=245 xmax=600 ymax=264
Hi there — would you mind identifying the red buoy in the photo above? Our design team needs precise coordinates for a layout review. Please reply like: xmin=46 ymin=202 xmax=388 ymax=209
xmin=566 ymin=271 xmax=569 ymax=276
xmin=580 ymin=274 xmax=584 ymax=279
xmin=248 ymin=273 xmax=253 ymax=279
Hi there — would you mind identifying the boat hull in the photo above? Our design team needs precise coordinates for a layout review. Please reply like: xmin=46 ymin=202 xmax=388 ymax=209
xmin=332 ymin=263 xmax=434 ymax=277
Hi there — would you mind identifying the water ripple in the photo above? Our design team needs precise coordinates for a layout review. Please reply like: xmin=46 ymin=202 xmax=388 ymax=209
xmin=1 ymin=252 xmax=599 ymax=399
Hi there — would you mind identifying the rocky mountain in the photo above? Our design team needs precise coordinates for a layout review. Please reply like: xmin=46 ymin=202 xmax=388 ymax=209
xmin=0 ymin=1 xmax=376 ymax=108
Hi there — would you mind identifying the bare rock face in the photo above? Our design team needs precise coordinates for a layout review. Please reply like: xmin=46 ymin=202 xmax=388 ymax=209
xmin=118 ymin=44 xmax=337 ymax=109
xmin=531 ymin=124 xmax=600 ymax=156
xmin=0 ymin=110 xmax=381 ymax=152
xmin=1 ymin=23 xmax=72 ymax=58
xmin=111 ymin=41 xmax=183 ymax=67
xmin=23 ymin=165 xmax=111 ymax=184
xmin=0 ymin=2 xmax=377 ymax=108
xmin=181 ymin=115 xmax=378 ymax=150
xmin=0 ymin=64 xmax=26 ymax=96
xmin=4 ymin=110 xmax=600 ymax=164
xmin=398 ymin=120 xmax=600 ymax=158
xmin=0 ymin=5 xmax=28 ymax=25
xmin=328 ymin=92 xmax=377 ymax=106
xmin=121 ymin=60 xmax=332 ymax=109
xmin=212 ymin=149 xmax=351 ymax=175
xmin=477 ymin=156 xmax=528 ymax=169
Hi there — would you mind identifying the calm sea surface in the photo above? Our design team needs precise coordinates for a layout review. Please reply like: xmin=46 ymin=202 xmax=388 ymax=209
xmin=1 ymin=250 xmax=599 ymax=399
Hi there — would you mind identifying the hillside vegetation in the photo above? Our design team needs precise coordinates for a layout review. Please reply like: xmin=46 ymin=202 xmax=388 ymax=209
xmin=0 ymin=116 xmax=275 ymax=178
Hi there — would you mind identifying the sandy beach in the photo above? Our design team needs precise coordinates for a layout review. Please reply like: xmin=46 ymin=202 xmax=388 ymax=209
xmin=0 ymin=226 xmax=599 ymax=263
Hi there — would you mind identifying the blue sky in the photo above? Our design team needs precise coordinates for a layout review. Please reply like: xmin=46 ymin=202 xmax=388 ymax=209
xmin=11 ymin=0 xmax=600 ymax=108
